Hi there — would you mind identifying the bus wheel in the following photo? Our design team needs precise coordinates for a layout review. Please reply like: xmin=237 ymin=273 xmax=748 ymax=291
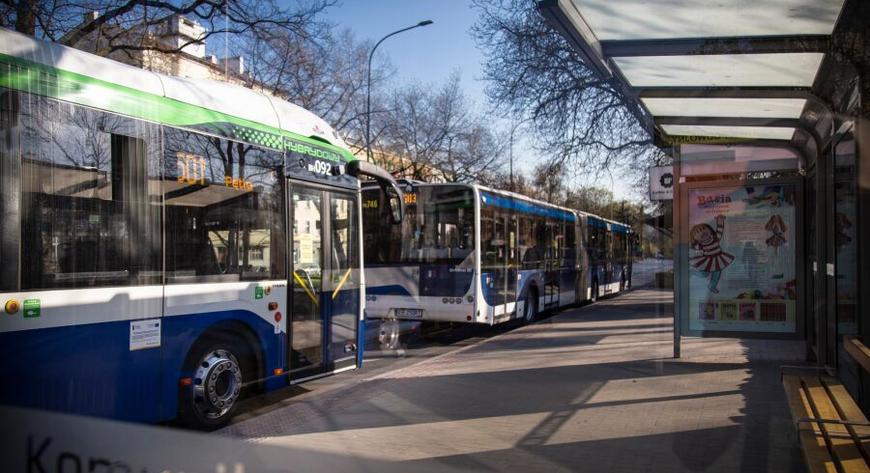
xmin=179 ymin=339 xmax=245 ymax=430
xmin=379 ymin=319 xmax=401 ymax=351
xmin=523 ymin=289 xmax=538 ymax=324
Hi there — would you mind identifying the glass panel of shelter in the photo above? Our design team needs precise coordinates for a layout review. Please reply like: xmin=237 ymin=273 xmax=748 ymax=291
xmin=834 ymin=125 xmax=859 ymax=389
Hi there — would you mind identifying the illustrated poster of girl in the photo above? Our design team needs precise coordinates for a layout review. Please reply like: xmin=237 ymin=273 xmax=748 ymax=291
xmin=690 ymin=215 xmax=734 ymax=293
xmin=765 ymin=214 xmax=787 ymax=279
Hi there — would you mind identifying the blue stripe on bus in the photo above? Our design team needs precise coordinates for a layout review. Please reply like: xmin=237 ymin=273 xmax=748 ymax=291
xmin=366 ymin=284 xmax=413 ymax=297
xmin=0 ymin=309 xmax=283 ymax=423
xmin=587 ymin=215 xmax=631 ymax=234
xmin=480 ymin=192 xmax=576 ymax=222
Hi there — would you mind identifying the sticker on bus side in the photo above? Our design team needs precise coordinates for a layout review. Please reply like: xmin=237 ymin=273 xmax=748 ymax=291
xmin=22 ymin=299 xmax=40 ymax=318
xmin=130 ymin=319 xmax=161 ymax=351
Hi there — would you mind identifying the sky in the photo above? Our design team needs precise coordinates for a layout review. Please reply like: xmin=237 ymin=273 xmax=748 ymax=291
xmin=322 ymin=1 xmax=636 ymax=201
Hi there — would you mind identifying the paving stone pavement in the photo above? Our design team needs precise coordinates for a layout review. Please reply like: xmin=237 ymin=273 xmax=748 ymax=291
xmin=220 ymin=289 xmax=807 ymax=472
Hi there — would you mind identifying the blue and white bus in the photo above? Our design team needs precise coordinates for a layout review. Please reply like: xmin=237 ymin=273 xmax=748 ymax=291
xmin=361 ymin=181 xmax=632 ymax=347
xmin=0 ymin=29 xmax=403 ymax=429
xmin=586 ymin=214 xmax=633 ymax=300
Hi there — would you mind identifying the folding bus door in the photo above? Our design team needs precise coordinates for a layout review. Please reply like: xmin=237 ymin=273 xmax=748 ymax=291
xmin=288 ymin=184 xmax=325 ymax=378
xmin=288 ymin=182 xmax=360 ymax=380
xmin=326 ymin=192 xmax=361 ymax=370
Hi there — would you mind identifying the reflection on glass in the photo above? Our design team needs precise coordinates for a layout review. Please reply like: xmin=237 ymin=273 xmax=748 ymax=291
xmin=291 ymin=189 xmax=323 ymax=371
xmin=163 ymin=129 xmax=285 ymax=283
xmin=19 ymin=93 xmax=163 ymax=289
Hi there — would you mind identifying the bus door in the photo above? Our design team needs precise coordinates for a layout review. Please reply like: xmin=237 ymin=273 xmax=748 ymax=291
xmin=326 ymin=192 xmax=361 ymax=370
xmin=561 ymin=218 xmax=578 ymax=306
xmin=288 ymin=182 xmax=360 ymax=380
xmin=493 ymin=211 xmax=508 ymax=316
xmin=507 ymin=212 xmax=518 ymax=315
xmin=546 ymin=220 xmax=559 ymax=308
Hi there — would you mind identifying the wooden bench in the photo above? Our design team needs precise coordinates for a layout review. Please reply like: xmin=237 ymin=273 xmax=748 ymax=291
xmin=782 ymin=338 xmax=870 ymax=472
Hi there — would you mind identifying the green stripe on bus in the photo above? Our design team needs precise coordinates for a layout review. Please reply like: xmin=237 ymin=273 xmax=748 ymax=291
xmin=0 ymin=53 xmax=355 ymax=163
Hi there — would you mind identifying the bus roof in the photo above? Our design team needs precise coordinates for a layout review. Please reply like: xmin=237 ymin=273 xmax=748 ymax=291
xmin=477 ymin=184 xmax=579 ymax=220
xmin=0 ymin=28 xmax=353 ymax=161
xmin=587 ymin=214 xmax=632 ymax=233
xmin=363 ymin=180 xmax=632 ymax=231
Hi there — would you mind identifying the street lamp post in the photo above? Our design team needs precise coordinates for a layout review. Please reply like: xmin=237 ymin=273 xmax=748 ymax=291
xmin=366 ymin=20 xmax=433 ymax=163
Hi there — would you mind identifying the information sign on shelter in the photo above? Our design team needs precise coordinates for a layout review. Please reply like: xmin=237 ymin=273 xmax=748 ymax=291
xmin=649 ymin=166 xmax=674 ymax=201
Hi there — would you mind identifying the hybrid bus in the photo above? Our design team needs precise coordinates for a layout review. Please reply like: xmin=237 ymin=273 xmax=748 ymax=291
xmin=0 ymin=28 xmax=403 ymax=429
xmin=361 ymin=181 xmax=632 ymax=347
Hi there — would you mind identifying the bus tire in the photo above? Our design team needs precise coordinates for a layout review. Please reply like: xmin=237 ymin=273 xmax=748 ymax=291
xmin=178 ymin=331 xmax=254 ymax=431
xmin=379 ymin=319 xmax=401 ymax=351
xmin=523 ymin=288 xmax=539 ymax=324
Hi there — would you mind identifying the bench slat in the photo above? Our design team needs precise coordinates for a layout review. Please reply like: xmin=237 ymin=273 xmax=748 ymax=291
xmin=783 ymin=375 xmax=837 ymax=472
xmin=804 ymin=376 xmax=870 ymax=472
xmin=822 ymin=377 xmax=870 ymax=465
xmin=845 ymin=338 xmax=870 ymax=376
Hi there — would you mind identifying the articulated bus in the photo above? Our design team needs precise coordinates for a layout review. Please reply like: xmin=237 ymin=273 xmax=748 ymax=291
xmin=361 ymin=181 xmax=632 ymax=346
xmin=0 ymin=29 xmax=402 ymax=429
xmin=586 ymin=214 xmax=633 ymax=300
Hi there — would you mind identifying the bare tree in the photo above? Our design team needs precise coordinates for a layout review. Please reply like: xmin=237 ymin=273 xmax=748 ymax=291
xmin=471 ymin=0 xmax=666 ymax=183
xmin=244 ymin=27 xmax=391 ymax=156
xmin=380 ymin=73 xmax=505 ymax=182
xmin=1 ymin=0 xmax=334 ymax=57
xmin=564 ymin=186 xmax=614 ymax=218
xmin=440 ymin=124 xmax=504 ymax=183
xmin=531 ymin=161 xmax=563 ymax=203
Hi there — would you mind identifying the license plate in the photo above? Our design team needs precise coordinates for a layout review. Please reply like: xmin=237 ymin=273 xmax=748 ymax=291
xmin=394 ymin=308 xmax=422 ymax=319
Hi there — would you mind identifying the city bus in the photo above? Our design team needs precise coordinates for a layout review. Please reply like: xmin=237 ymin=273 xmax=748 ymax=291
xmin=0 ymin=28 xmax=402 ymax=429
xmin=586 ymin=214 xmax=634 ymax=300
xmin=361 ymin=181 xmax=632 ymax=347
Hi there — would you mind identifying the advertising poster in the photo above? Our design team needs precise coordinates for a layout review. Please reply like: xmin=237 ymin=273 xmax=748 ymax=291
xmin=688 ymin=184 xmax=797 ymax=333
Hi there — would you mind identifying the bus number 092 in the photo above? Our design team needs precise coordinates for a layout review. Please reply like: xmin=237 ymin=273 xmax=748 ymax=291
xmin=308 ymin=160 xmax=332 ymax=175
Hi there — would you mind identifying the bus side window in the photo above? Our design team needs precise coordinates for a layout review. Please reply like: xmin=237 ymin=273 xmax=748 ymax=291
xmin=19 ymin=94 xmax=161 ymax=290
xmin=0 ymin=88 xmax=20 ymax=291
xmin=163 ymin=129 xmax=285 ymax=283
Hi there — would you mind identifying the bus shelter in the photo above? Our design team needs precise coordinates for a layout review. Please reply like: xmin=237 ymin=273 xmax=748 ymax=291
xmin=538 ymin=0 xmax=870 ymax=408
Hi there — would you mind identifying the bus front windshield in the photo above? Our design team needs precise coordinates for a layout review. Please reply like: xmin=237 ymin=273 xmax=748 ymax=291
xmin=363 ymin=185 xmax=475 ymax=267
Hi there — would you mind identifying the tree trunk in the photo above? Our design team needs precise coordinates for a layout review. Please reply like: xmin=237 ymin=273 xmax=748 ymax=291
xmin=15 ymin=0 xmax=36 ymax=35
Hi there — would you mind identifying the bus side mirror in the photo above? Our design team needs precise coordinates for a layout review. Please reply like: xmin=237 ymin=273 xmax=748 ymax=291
xmin=382 ymin=180 xmax=404 ymax=225
xmin=345 ymin=160 xmax=404 ymax=224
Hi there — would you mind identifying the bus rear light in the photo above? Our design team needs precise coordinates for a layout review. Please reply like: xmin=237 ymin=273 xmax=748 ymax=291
xmin=273 ymin=368 xmax=284 ymax=376
xmin=274 ymin=312 xmax=282 ymax=322
xmin=179 ymin=377 xmax=193 ymax=387
xmin=268 ymin=302 xmax=278 ymax=310
xmin=466 ymin=315 xmax=472 ymax=321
